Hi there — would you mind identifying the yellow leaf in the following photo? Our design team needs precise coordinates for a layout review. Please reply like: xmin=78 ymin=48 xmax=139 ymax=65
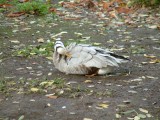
xmin=98 ymin=103 xmax=109 ymax=108
xmin=46 ymin=57 xmax=53 ymax=60
xmin=40 ymin=81 xmax=54 ymax=86
xmin=30 ymin=88 xmax=39 ymax=92
xmin=84 ymin=80 xmax=92 ymax=83
xmin=83 ymin=118 xmax=92 ymax=120
xmin=93 ymin=42 xmax=101 ymax=46
xmin=149 ymin=59 xmax=160 ymax=64
xmin=144 ymin=54 xmax=156 ymax=58
xmin=37 ymin=38 xmax=44 ymax=43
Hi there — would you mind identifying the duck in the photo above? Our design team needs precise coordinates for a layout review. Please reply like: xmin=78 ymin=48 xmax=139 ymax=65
xmin=53 ymin=40 xmax=130 ymax=75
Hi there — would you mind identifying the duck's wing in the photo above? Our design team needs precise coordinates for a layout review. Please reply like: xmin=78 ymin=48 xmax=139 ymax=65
xmin=66 ymin=43 xmax=124 ymax=68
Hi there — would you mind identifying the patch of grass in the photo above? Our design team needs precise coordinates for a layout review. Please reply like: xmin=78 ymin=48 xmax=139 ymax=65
xmin=130 ymin=46 xmax=146 ymax=54
xmin=0 ymin=80 xmax=7 ymax=93
xmin=0 ymin=79 xmax=17 ymax=94
xmin=95 ymin=90 xmax=114 ymax=97
xmin=0 ymin=0 xmax=55 ymax=16
xmin=62 ymin=85 xmax=90 ymax=98
xmin=0 ymin=0 xmax=6 ymax=4
xmin=0 ymin=77 xmax=67 ymax=95
xmin=14 ymin=42 xmax=54 ymax=57
xmin=16 ymin=1 xmax=50 ymax=15
xmin=129 ymin=0 xmax=160 ymax=7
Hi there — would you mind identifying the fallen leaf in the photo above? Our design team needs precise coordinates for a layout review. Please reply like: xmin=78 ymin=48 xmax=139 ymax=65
xmin=115 ymin=7 xmax=131 ymax=14
xmin=46 ymin=57 xmax=53 ymax=60
xmin=146 ymin=114 xmax=152 ymax=117
xmin=10 ymin=40 xmax=20 ymax=44
xmin=30 ymin=88 xmax=39 ymax=92
xmin=40 ymin=81 xmax=54 ymax=86
xmin=139 ymin=108 xmax=148 ymax=113
xmin=134 ymin=116 xmax=140 ymax=120
xmin=7 ymin=12 xmax=25 ymax=17
xmin=47 ymin=103 xmax=51 ymax=107
xmin=144 ymin=54 xmax=156 ymax=58
xmin=149 ymin=59 xmax=160 ymax=64
xmin=148 ymin=25 xmax=157 ymax=29
xmin=47 ymin=95 xmax=58 ymax=99
xmin=102 ymin=1 xmax=110 ymax=10
xmin=37 ymin=38 xmax=44 ymax=43
xmin=48 ymin=72 xmax=52 ymax=76
xmin=49 ymin=7 xmax=57 ymax=13
xmin=138 ymin=114 xmax=146 ymax=118
xmin=69 ymin=112 xmax=76 ymax=115
xmin=51 ymin=31 xmax=67 ymax=38
xmin=18 ymin=115 xmax=24 ymax=120
xmin=87 ymin=0 xmax=97 ymax=9
xmin=115 ymin=113 xmax=121 ymax=118
xmin=122 ymin=109 xmax=135 ymax=114
xmin=83 ymin=118 xmax=93 ymax=120
xmin=84 ymin=80 xmax=92 ymax=83
xmin=109 ymin=10 xmax=119 ymax=19
xmin=128 ymin=90 xmax=137 ymax=93
xmin=93 ymin=42 xmax=101 ymax=46
xmin=0 ymin=4 xmax=12 ymax=8
xmin=98 ymin=103 xmax=109 ymax=108
xmin=21 ymin=27 xmax=31 ymax=32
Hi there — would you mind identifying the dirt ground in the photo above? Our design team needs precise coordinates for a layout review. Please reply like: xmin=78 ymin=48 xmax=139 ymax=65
xmin=0 ymin=6 xmax=160 ymax=120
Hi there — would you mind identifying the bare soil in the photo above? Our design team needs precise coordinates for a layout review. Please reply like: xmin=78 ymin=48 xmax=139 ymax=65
xmin=0 ymin=11 xmax=160 ymax=120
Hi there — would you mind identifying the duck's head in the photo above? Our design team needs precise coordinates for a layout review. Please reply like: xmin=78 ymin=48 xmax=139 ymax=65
xmin=54 ymin=40 xmax=66 ymax=55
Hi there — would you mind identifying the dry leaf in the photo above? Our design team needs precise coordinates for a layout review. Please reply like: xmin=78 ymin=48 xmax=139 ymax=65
xmin=83 ymin=118 xmax=93 ymax=120
xmin=139 ymin=108 xmax=148 ymax=113
xmin=149 ymin=59 xmax=160 ymax=64
xmin=134 ymin=116 xmax=140 ymax=120
xmin=93 ymin=42 xmax=101 ymax=46
xmin=148 ymin=25 xmax=157 ymax=29
xmin=102 ymin=1 xmax=110 ymax=10
xmin=98 ymin=103 xmax=109 ymax=108
xmin=49 ymin=7 xmax=57 ymax=13
xmin=0 ymin=4 xmax=12 ymax=8
xmin=47 ymin=95 xmax=58 ymax=99
xmin=115 ymin=7 xmax=131 ymax=14
xmin=46 ymin=57 xmax=53 ymax=60
xmin=144 ymin=54 xmax=156 ymax=58
xmin=10 ymin=40 xmax=20 ymax=44
xmin=115 ymin=114 xmax=121 ymax=118
xmin=84 ymin=80 xmax=92 ymax=83
xmin=30 ymin=88 xmax=39 ymax=92
xmin=138 ymin=114 xmax=146 ymax=118
xmin=7 ymin=12 xmax=25 ymax=17
xmin=109 ymin=11 xmax=118 ymax=19
xmin=37 ymin=38 xmax=44 ymax=43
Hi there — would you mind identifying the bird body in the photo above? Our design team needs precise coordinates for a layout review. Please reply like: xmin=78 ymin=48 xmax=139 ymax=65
xmin=53 ymin=41 xmax=129 ymax=75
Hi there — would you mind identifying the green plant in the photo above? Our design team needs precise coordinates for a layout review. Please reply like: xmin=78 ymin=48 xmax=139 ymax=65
xmin=130 ymin=0 xmax=160 ymax=7
xmin=15 ymin=42 xmax=54 ymax=57
xmin=16 ymin=1 xmax=50 ymax=15
xmin=0 ymin=0 xmax=6 ymax=4
xmin=0 ymin=80 xmax=7 ymax=92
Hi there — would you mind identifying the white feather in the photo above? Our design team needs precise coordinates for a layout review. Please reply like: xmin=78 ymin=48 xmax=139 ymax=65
xmin=53 ymin=42 xmax=129 ymax=75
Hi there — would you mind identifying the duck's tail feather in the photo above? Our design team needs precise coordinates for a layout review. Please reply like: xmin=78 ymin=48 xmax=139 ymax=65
xmin=109 ymin=53 xmax=130 ymax=63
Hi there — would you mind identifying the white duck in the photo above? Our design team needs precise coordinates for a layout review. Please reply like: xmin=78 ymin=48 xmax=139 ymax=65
xmin=53 ymin=40 xmax=129 ymax=75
